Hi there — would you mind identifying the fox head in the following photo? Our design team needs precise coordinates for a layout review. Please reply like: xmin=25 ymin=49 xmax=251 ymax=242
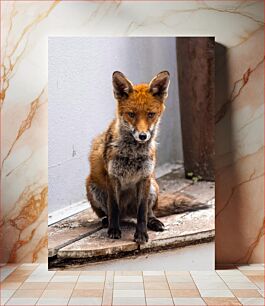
xmin=112 ymin=71 xmax=170 ymax=143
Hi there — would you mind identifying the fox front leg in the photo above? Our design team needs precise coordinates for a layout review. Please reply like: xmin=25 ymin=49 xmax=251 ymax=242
xmin=134 ymin=178 xmax=150 ymax=244
xmin=107 ymin=178 xmax=121 ymax=239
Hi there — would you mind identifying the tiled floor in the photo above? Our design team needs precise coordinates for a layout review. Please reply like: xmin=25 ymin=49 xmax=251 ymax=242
xmin=0 ymin=264 xmax=264 ymax=305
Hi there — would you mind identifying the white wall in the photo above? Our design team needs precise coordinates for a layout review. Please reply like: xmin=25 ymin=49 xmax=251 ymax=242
xmin=48 ymin=37 xmax=183 ymax=213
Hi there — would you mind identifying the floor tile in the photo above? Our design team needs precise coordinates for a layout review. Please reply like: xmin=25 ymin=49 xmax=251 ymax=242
xmin=45 ymin=282 xmax=76 ymax=290
xmin=237 ymin=265 xmax=264 ymax=271
xmin=165 ymin=271 xmax=190 ymax=276
xmin=19 ymin=282 xmax=48 ymax=290
xmin=68 ymin=297 xmax=102 ymax=305
xmin=215 ymin=264 xmax=236 ymax=269
xmin=238 ymin=297 xmax=265 ymax=305
xmin=105 ymin=271 xmax=114 ymax=280
xmin=254 ymin=282 xmax=264 ymax=290
xmin=54 ymin=271 xmax=80 ymax=276
xmin=190 ymin=271 xmax=217 ymax=276
xmin=6 ymin=297 xmax=38 ymax=305
xmin=72 ymin=289 xmax=103 ymax=297
xmin=3 ymin=275 xmax=28 ymax=283
xmin=113 ymin=290 xmax=145 ymax=297
xmin=112 ymin=296 xmax=146 ymax=305
xmin=144 ymin=276 xmax=167 ymax=282
xmin=12 ymin=290 xmax=43 ymax=298
xmin=50 ymin=275 xmax=78 ymax=282
xmin=0 ymin=289 xmax=15 ymax=298
xmin=145 ymin=290 xmax=171 ymax=298
xmin=241 ymin=270 xmax=264 ymax=276
xmin=143 ymin=271 xmax=165 ymax=276
xmin=203 ymin=297 xmax=242 ymax=305
xmin=74 ymin=282 xmax=104 ymax=290
xmin=114 ymin=275 xmax=143 ymax=283
xmin=19 ymin=264 xmax=39 ymax=270
xmin=195 ymin=281 xmax=228 ymax=290
xmin=146 ymin=297 xmax=174 ymax=305
xmin=232 ymin=289 xmax=262 ymax=298
xmin=216 ymin=270 xmax=244 ymax=276
xmin=0 ymin=282 xmax=22 ymax=290
xmin=29 ymin=271 xmax=54 ymax=278
xmin=192 ymin=276 xmax=224 ymax=283
xmin=115 ymin=271 xmax=142 ymax=276
xmin=219 ymin=275 xmax=251 ymax=282
xmin=10 ymin=269 xmax=33 ymax=275
xmin=170 ymin=289 xmax=200 ymax=297
xmin=199 ymin=289 xmax=234 ymax=297
xmin=168 ymin=282 xmax=197 ymax=289
xmin=0 ymin=266 xmax=19 ymax=282
xmin=36 ymin=298 xmax=69 ymax=305
xmin=192 ymin=274 xmax=222 ymax=280
xmin=258 ymin=290 xmax=265 ymax=297
xmin=40 ymin=289 xmax=72 ymax=298
xmin=1 ymin=297 xmax=10 ymax=305
xmin=114 ymin=282 xmax=144 ymax=290
xmin=144 ymin=282 xmax=169 ymax=290
xmin=167 ymin=275 xmax=193 ymax=282
xmin=247 ymin=275 xmax=264 ymax=282
xmin=173 ymin=297 xmax=206 ymax=305
xmin=78 ymin=275 xmax=105 ymax=282
xmin=104 ymin=272 xmax=114 ymax=289
xmin=80 ymin=271 xmax=106 ymax=275
xmin=226 ymin=282 xmax=258 ymax=289
xmin=29 ymin=270 xmax=55 ymax=277
xmin=25 ymin=276 xmax=54 ymax=283
xmin=102 ymin=289 xmax=112 ymax=306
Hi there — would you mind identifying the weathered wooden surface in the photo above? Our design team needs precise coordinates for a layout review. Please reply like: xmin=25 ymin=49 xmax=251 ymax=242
xmin=158 ymin=167 xmax=191 ymax=193
xmin=57 ymin=206 xmax=214 ymax=259
xmin=48 ymin=168 xmax=215 ymax=263
xmin=177 ymin=37 xmax=215 ymax=181
xmin=48 ymin=209 xmax=101 ymax=257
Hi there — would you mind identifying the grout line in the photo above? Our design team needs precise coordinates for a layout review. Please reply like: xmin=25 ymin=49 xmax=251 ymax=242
xmin=108 ymin=271 xmax=111 ymax=306
xmin=165 ymin=269 xmax=175 ymax=305
xmin=142 ymin=270 xmax=147 ymax=306
xmin=66 ymin=276 xmax=76 ymax=305
xmin=101 ymin=270 xmax=107 ymax=306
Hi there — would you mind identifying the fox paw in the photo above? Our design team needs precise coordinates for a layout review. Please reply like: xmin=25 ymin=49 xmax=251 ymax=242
xmin=134 ymin=230 xmax=149 ymax=244
xmin=148 ymin=217 xmax=165 ymax=232
xmin=108 ymin=227 xmax=121 ymax=239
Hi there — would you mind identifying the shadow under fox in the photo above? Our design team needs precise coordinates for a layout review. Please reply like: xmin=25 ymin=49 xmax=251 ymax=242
xmin=86 ymin=71 xmax=207 ymax=244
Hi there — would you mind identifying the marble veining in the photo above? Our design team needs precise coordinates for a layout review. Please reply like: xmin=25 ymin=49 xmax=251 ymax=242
xmin=0 ymin=0 xmax=264 ymax=263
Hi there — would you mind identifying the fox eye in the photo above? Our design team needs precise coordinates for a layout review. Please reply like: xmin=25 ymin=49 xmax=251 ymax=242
xmin=148 ymin=112 xmax=156 ymax=118
xmin=128 ymin=112 xmax=135 ymax=118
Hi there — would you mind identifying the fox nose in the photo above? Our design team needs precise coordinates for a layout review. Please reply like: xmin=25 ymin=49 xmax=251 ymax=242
xmin=139 ymin=132 xmax=147 ymax=141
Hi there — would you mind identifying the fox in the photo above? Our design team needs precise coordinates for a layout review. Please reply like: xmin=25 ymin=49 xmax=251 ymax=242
xmin=86 ymin=71 xmax=207 ymax=244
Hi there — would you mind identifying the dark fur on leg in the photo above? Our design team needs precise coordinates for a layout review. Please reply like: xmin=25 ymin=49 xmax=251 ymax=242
xmin=107 ymin=179 xmax=121 ymax=239
xmin=134 ymin=179 xmax=149 ymax=244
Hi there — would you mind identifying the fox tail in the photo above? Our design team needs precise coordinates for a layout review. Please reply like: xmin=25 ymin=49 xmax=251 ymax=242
xmin=154 ymin=192 xmax=210 ymax=218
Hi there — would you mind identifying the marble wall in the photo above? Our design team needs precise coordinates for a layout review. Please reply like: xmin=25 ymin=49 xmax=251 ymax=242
xmin=1 ymin=1 xmax=264 ymax=263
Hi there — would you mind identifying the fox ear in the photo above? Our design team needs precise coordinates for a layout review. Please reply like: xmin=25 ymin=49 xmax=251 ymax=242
xmin=149 ymin=71 xmax=170 ymax=101
xmin=112 ymin=71 xmax=133 ymax=100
